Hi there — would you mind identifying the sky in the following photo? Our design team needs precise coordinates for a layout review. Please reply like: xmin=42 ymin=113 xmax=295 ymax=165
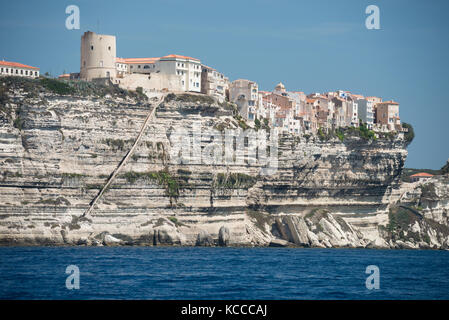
xmin=0 ymin=0 xmax=448 ymax=169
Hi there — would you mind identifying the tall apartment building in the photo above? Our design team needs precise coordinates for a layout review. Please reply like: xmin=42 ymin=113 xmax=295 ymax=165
xmin=230 ymin=79 xmax=259 ymax=121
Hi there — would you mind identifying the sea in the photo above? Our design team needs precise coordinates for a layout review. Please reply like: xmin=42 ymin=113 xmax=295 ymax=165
xmin=0 ymin=247 xmax=448 ymax=300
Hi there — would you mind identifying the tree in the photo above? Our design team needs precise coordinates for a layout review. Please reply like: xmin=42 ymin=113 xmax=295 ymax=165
xmin=441 ymin=160 xmax=449 ymax=175
xmin=402 ymin=122 xmax=414 ymax=144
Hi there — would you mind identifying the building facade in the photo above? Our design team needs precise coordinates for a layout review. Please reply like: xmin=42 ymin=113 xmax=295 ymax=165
xmin=356 ymin=98 xmax=375 ymax=128
xmin=376 ymin=101 xmax=401 ymax=131
xmin=201 ymin=64 xmax=229 ymax=102
xmin=155 ymin=55 xmax=201 ymax=92
xmin=230 ymin=79 xmax=259 ymax=121
xmin=0 ymin=60 xmax=39 ymax=78
xmin=80 ymin=31 xmax=116 ymax=81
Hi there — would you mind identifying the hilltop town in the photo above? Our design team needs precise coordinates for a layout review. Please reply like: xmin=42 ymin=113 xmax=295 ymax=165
xmin=1 ymin=31 xmax=449 ymax=250
xmin=1 ymin=30 xmax=406 ymax=138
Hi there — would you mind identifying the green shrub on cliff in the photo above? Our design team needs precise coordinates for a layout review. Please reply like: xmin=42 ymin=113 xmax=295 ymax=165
xmin=358 ymin=123 xmax=377 ymax=140
xmin=40 ymin=78 xmax=75 ymax=95
xmin=318 ymin=127 xmax=326 ymax=141
xmin=402 ymin=122 xmax=414 ymax=144
xmin=121 ymin=170 xmax=180 ymax=199
xmin=335 ymin=128 xmax=344 ymax=142
xmin=214 ymin=172 xmax=256 ymax=189
xmin=440 ymin=161 xmax=449 ymax=175
xmin=165 ymin=93 xmax=214 ymax=105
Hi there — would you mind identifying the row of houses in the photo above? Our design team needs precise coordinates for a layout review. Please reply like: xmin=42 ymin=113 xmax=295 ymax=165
xmin=228 ymin=80 xmax=402 ymax=134
xmin=0 ymin=31 xmax=402 ymax=135
xmin=73 ymin=31 xmax=404 ymax=134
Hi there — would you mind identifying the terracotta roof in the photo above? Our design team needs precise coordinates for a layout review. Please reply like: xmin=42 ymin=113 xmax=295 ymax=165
xmin=0 ymin=60 xmax=39 ymax=70
xmin=201 ymin=64 xmax=216 ymax=71
xmin=306 ymin=98 xmax=316 ymax=103
xmin=160 ymin=54 xmax=200 ymax=61
xmin=410 ymin=173 xmax=433 ymax=177
xmin=58 ymin=74 xmax=70 ymax=78
xmin=117 ymin=57 xmax=160 ymax=64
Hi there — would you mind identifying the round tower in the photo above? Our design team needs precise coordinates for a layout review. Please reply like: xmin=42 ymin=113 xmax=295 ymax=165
xmin=80 ymin=31 xmax=116 ymax=81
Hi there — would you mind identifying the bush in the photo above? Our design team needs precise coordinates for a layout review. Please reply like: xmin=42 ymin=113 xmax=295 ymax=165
xmin=40 ymin=78 xmax=75 ymax=95
xmin=441 ymin=161 xmax=449 ymax=175
xmin=165 ymin=93 xmax=214 ymax=104
xmin=402 ymin=122 xmax=414 ymax=144
xmin=358 ymin=123 xmax=377 ymax=140
xmin=214 ymin=172 xmax=256 ymax=189
xmin=335 ymin=128 xmax=344 ymax=142
xmin=254 ymin=117 xmax=261 ymax=130
xmin=318 ymin=127 xmax=326 ymax=141
xmin=121 ymin=170 xmax=180 ymax=199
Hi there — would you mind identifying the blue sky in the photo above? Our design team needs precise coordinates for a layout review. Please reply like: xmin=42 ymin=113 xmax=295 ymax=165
xmin=1 ymin=0 xmax=448 ymax=169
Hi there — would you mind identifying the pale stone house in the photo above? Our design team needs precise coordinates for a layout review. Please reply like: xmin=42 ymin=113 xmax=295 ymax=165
xmin=201 ymin=64 xmax=229 ymax=102
xmin=376 ymin=101 xmax=401 ymax=131
xmin=230 ymin=79 xmax=259 ymax=121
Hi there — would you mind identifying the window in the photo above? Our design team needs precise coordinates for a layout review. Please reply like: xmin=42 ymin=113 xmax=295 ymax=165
xmin=20 ymin=70 xmax=23 ymax=74
xmin=91 ymin=45 xmax=94 ymax=50
xmin=108 ymin=46 xmax=111 ymax=51
xmin=35 ymin=71 xmax=38 ymax=76
xmin=25 ymin=70 xmax=28 ymax=75
xmin=0 ymin=68 xmax=3 ymax=73
xmin=144 ymin=65 xmax=150 ymax=69
xmin=138 ymin=65 xmax=141 ymax=69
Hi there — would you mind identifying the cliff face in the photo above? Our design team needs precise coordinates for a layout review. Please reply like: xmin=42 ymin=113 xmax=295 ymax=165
xmin=1 ymin=78 xmax=448 ymax=248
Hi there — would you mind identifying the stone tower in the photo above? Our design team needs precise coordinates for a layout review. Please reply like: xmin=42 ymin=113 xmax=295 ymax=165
xmin=80 ymin=31 xmax=116 ymax=81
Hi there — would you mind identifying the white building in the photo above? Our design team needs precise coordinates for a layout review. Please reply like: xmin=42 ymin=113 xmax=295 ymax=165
xmin=0 ymin=60 xmax=40 ymax=78
xmin=155 ymin=54 xmax=202 ymax=92
xmin=356 ymin=98 xmax=375 ymax=128
xmin=346 ymin=98 xmax=359 ymax=127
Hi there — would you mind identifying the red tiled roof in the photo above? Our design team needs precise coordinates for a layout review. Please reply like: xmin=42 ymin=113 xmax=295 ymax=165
xmin=410 ymin=173 xmax=433 ymax=177
xmin=0 ymin=60 xmax=39 ymax=70
xmin=116 ymin=57 xmax=160 ymax=64
xmin=160 ymin=54 xmax=200 ymax=61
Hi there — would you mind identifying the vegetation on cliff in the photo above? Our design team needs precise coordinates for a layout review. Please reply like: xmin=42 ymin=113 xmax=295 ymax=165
xmin=0 ymin=76 xmax=147 ymax=101
xmin=441 ymin=160 xmax=449 ymax=175
xmin=121 ymin=170 xmax=180 ymax=201
xmin=401 ymin=122 xmax=414 ymax=144
xmin=214 ymin=172 xmax=256 ymax=189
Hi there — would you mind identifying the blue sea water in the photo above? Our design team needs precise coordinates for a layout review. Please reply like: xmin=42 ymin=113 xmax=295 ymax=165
xmin=0 ymin=247 xmax=448 ymax=300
